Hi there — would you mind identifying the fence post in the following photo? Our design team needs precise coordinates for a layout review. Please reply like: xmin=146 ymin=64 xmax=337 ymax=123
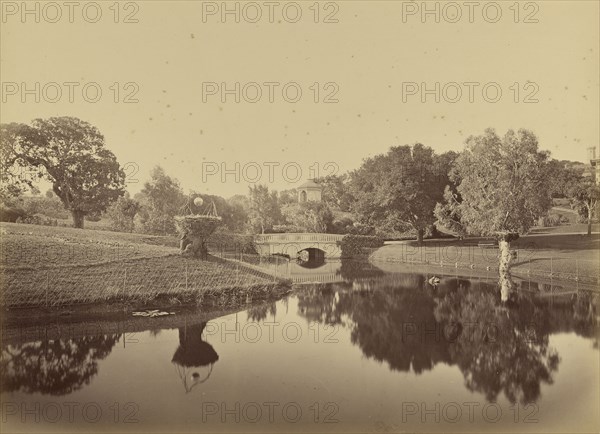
xmin=45 ymin=271 xmax=49 ymax=307
xmin=185 ymin=264 xmax=188 ymax=290
xmin=123 ymin=268 xmax=127 ymax=300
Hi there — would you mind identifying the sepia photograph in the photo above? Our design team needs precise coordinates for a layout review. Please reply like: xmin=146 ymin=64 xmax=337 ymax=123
xmin=0 ymin=1 xmax=599 ymax=433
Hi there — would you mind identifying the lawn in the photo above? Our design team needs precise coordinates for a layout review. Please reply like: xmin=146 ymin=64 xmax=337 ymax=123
xmin=373 ymin=232 xmax=599 ymax=286
xmin=0 ymin=222 xmax=290 ymax=309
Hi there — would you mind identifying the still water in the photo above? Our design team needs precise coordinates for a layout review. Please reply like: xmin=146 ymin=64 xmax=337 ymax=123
xmin=2 ymin=260 xmax=599 ymax=433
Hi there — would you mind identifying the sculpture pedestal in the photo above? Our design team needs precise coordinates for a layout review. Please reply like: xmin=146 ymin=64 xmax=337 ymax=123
xmin=174 ymin=215 xmax=222 ymax=259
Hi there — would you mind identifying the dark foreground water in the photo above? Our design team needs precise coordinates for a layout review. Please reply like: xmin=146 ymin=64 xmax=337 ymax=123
xmin=2 ymin=260 xmax=599 ymax=433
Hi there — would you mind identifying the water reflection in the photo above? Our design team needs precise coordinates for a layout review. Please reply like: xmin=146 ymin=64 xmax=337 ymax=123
xmin=0 ymin=335 xmax=120 ymax=395
xmin=296 ymin=273 xmax=598 ymax=404
xmin=172 ymin=322 xmax=219 ymax=393
xmin=1 ymin=263 xmax=597 ymax=408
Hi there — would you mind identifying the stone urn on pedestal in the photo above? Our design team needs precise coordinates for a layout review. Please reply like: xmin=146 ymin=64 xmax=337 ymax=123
xmin=174 ymin=195 xmax=222 ymax=258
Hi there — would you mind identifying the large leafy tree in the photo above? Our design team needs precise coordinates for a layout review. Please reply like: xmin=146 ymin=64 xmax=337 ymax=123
xmin=0 ymin=117 xmax=125 ymax=228
xmin=350 ymin=144 xmax=454 ymax=243
xmin=435 ymin=128 xmax=552 ymax=300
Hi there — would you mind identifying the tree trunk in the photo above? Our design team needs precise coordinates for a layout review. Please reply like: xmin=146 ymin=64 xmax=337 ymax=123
xmin=587 ymin=206 xmax=592 ymax=236
xmin=416 ymin=228 xmax=425 ymax=245
xmin=71 ymin=210 xmax=85 ymax=229
xmin=498 ymin=240 xmax=513 ymax=302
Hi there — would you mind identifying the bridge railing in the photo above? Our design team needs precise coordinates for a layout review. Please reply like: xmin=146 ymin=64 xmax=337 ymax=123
xmin=254 ymin=233 xmax=345 ymax=243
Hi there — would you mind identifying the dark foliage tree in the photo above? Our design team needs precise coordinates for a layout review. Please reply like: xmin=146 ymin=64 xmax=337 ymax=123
xmin=0 ymin=118 xmax=125 ymax=228
xmin=350 ymin=144 xmax=455 ymax=243
xmin=0 ymin=335 xmax=120 ymax=395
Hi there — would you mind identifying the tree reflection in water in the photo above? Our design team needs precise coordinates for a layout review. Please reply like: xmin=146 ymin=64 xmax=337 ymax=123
xmin=1 ymin=334 xmax=120 ymax=395
xmin=247 ymin=302 xmax=277 ymax=322
xmin=171 ymin=322 xmax=219 ymax=393
xmin=296 ymin=267 xmax=598 ymax=404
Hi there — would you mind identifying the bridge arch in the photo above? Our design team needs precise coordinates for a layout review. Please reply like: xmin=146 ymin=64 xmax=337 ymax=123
xmin=254 ymin=233 xmax=344 ymax=259
xmin=298 ymin=247 xmax=325 ymax=261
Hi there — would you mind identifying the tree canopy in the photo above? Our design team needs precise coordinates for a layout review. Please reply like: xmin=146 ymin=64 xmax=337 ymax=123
xmin=350 ymin=144 xmax=455 ymax=243
xmin=0 ymin=117 xmax=125 ymax=228
xmin=435 ymin=128 xmax=552 ymax=238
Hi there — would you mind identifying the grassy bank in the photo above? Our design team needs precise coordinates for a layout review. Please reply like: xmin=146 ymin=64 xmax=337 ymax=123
xmin=371 ymin=233 xmax=600 ymax=286
xmin=1 ymin=222 xmax=290 ymax=310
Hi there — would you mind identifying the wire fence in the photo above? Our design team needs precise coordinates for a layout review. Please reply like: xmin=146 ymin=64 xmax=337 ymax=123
xmin=369 ymin=248 xmax=599 ymax=287
xmin=1 ymin=255 xmax=290 ymax=308
xmin=215 ymin=251 xmax=291 ymax=280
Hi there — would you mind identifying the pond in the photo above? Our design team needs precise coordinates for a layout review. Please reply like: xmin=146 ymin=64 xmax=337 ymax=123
xmin=1 ymin=260 xmax=599 ymax=433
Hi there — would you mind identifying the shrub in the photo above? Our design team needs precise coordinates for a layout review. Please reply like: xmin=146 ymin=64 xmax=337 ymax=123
xmin=271 ymin=224 xmax=303 ymax=233
xmin=337 ymin=234 xmax=384 ymax=257
xmin=330 ymin=217 xmax=355 ymax=234
xmin=15 ymin=214 xmax=58 ymax=226
xmin=0 ymin=206 xmax=27 ymax=222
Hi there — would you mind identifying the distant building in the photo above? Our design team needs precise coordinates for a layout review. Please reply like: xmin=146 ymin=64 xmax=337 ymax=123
xmin=297 ymin=179 xmax=322 ymax=203
xmin=589 ymin=146 xmax=600 ymax=184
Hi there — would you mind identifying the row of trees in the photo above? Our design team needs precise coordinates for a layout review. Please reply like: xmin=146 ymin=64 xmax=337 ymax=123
xmin=2 ymin=117 xmax=597 ymax=242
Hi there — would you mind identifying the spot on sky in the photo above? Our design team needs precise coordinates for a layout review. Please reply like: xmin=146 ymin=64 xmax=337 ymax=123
xmin=191 ymin=34 xmax=195 ymax=39
xmin=149 ymin=117 xmax=153 ymax=121
xmin=166 ymin=104 xmax=171 ymax=108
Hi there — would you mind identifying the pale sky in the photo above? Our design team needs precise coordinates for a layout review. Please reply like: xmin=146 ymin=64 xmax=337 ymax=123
xmin=1 ymin=0 xmax=599 ymax=197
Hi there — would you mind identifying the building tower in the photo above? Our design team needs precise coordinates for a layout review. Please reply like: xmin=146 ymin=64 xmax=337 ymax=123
xmin=589 ymin=146 xmax=600 ymax=185
xmin=297 ymin=179 xmax=322 ymax=203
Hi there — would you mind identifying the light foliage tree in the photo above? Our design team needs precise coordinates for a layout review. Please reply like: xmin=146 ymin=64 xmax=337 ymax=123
xmin=248 ymin=185 xmax=280 ymax=234
xmin=281 ymin=201 xmax=334 ymax=233
xmin=105 ymin=194 xmax=141 ymax=233
xmin=137 ymin=166 xmax=186 ymax=235
xmin=569 ymin=178 xmax=600 ymax=236
xmin=434 ymin=128 xmax=552 ymax=300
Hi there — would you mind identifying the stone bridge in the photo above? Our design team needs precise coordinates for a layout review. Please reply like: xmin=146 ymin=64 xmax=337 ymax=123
xmin=254 ymin=233 xmax=344 ymax=259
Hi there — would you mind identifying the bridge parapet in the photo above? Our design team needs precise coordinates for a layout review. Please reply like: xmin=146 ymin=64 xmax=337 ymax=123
xmin=254 ymin=233 xmax=344 ymax=258
xmin=255 ymin=233 xmax=345 ymax=243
